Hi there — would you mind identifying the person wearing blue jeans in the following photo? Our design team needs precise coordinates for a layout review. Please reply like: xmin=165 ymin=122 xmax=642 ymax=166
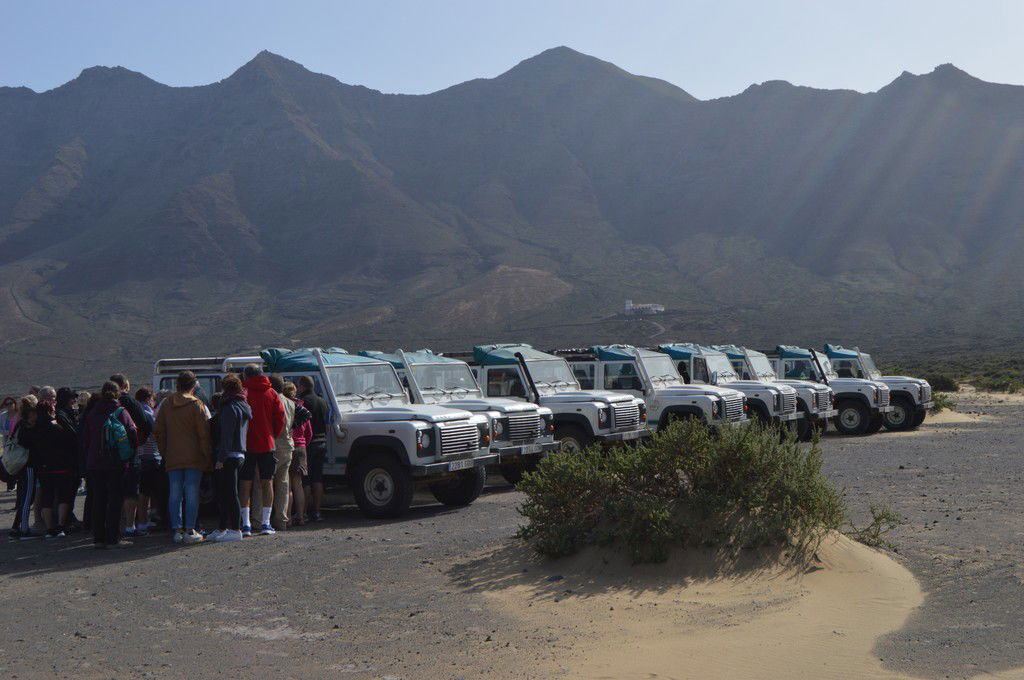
xmin=153 ymin=371 xmax=212 ymax=545
xmin=167 ymin=468 xmax=203 ymax=538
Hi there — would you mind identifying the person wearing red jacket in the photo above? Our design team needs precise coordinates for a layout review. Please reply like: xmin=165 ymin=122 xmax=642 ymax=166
xmin=240 ymin=364 xmax=285 ymax=536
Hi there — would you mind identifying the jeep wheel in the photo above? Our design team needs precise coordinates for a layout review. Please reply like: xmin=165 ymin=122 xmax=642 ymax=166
xmin=883 ymin=397 xmax=916 ymax=432
xmin=866 ymin=414 xmax=884 ymax=434
xmin=796 ymin=407 xmax=814 ymax=442
xmin=499 ymin=459 xmax=538 ymax=486
xmin=431 ymin=467 xmax=486 ymax=507
xmin=350 ymin=451 xmax=414 ymax=519
xmin=555 ymin=425 xmax=589 ymax=452
xmin=912 ymin=410 xmax=927 ymax=427
xmin=834 ymin=400 xmax=870 ymax=435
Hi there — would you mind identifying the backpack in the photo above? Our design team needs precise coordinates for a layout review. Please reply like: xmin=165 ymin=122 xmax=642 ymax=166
xmin=0 ymin=427 xmax=29 ymax=479
xmin=102 ymin=407 xmax=134 ymax=462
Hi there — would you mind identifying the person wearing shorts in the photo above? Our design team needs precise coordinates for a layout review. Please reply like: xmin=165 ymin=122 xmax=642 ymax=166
xmin=284 ymin=383 xmax=312 ymax=525
xmin=297 ymin=375 xmax=328 ymax=522
xmin=240 ymin=364 xmax=284 ymax=536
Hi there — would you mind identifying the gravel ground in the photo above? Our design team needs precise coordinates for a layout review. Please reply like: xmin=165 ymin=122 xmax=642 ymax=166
xmin=0 ymin=390 xmax=1020 ymax=679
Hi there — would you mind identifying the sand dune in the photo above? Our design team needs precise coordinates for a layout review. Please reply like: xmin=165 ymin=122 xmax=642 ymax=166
xmin=473 ymin=534 xmax=924 ymax=679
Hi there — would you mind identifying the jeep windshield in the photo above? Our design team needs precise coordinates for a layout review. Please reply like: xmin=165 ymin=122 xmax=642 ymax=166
xmin=858 ymin=352 xmax=882 ymax=380
xmin=410 ymin=362 xmax=482 ymax=398
xmin=638 ymin=355 xmax=683 ymax=386
xmin=705 ymin=354 xmax=738 ymax=384
xmin=812 ymin=351 xmax=839 ymax=380
xmin=747 ymin=353 xmax=778 ymax=382
xmin=325 ymin=365 xmax=408 ymax=404
xmin=524 ymin=359 xmax=580 ymax=391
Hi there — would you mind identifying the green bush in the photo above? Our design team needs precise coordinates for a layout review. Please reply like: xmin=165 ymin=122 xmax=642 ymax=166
xmin=846 ymin=504 xmax=902 ymax=549
xmin=516 ymin=421 xmax=846 ymax=563
xmin=930 ymin=392 xmax=956 ymax=414
xmin=973 ymin=373 xmax=1024 ymax=393
xmin=923 ymin=373 xmax=959 ymax=393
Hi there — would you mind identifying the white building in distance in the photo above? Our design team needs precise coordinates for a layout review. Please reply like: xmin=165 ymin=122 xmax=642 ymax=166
xmin=625 ymin=299 xmax=665 ymax=315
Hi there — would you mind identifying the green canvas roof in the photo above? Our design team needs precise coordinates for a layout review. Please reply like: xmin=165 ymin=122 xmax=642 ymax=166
xmin=472 ymin=344 xmax=557 ymax=366
xmin=823 ymin=344 xmax=860 ymax=359
xmin=775 ymin=345 xmax=812 ymax=359
xmin=260 ymin=347 xmax=380 ymax=372
xmin=358 ymin=349 xmax=465 ymax=368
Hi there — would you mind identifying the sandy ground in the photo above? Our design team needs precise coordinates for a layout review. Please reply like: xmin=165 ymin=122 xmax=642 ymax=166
xmin=463 ymin=534 xmax=922 ymax=679
xmin=0 ymin=390 xmax=1022 ymax=679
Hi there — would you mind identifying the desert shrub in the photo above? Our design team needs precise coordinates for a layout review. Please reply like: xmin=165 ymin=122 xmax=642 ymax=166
xmin=846 ymin=504 xmax=902 ymax=549
xmin=930 ymin=392 xmax=956 ymax=414
xmin=924 ymin=373 xmax=959 ymax=393
xmin=973 ymin=373 xmax=1024 ymax=393
xmin=516 ymin=421 xmax=846 ymax=563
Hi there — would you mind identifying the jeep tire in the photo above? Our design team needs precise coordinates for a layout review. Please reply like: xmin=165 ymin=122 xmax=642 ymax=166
xmin=912 ymin=409 xmax=927 ymax=427
xmin=554 ymin=424 xmax=589 ymax=452
xmin=866 ymin=414 xmax=884 ymax=434
xmin=431 ymin=467 xmax=486 ymax=507
xmin=350 ymin=451 xmax=415 ymax=519
xmin=883 ymin=397 xmax=917 ymax=432
xmin=834 ymin=400 xmax=871 ymax=436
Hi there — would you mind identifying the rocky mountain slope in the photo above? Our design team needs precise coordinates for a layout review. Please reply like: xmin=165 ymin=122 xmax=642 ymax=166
xmin=1 ymin=47 xmax=1022 ymax=389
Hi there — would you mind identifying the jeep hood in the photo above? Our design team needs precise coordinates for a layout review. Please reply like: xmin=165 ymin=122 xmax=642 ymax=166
xmin=341 ymin=404 xmax=473 ymax=423
xmin=539 ymin=390 xmax=633 ymax=405
xmin=880 ymin=376 xmax=929 ymax=388
xmin=439 ymin=398 xmax=539 ymax=414
xmin=658 ymin=385 xmax=744 ymax=399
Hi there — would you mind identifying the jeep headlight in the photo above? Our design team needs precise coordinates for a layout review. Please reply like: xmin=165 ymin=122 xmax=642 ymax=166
xmin=543 ymin=413 xmax=554 ymax=431
xmin=598 ymin=407 xmax=611 ymax=427
xmin=493 ymin=418 xmax=506 ymax=437
xmin=872 ymin=387 xmax=879 ymax=404
xmin=417 ymin=430 xmax=432 ymax=451
xmin=712 ymin=398 xmax=722 ymax=417
xmin=773 ymin=392 xmax=781 ymax=410
xmin=638 ymin=403 xmax=647 ymax=423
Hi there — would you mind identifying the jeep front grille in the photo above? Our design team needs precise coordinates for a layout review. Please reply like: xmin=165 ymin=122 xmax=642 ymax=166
xmin=782 ymin=392 xmax=796 ymax=414
xmin=507 ymin=413 xmax=542 ymax=441
xmin=439 ymin=423 xmax=480 ymax=457
xmin=611 ymin=403 xmax=640 ymax=430
xmin=878 ymin=387 xmax=890 ymax=407
xmin=923 ymin=385 xmax=932 ymax=403
xmin=724 ymin=395 xmax=744 ymax=421
xmin=815 ymin=390 xmax=831 ymax=412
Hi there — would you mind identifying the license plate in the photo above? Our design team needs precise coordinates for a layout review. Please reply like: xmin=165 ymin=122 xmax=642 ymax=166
xmin=620 ymin=430 xmax=642 ymax=440
xmin=448 ymin=458 xmax=475 ymax=471
xmin=515 ymin=443 xmax=543 ymax=454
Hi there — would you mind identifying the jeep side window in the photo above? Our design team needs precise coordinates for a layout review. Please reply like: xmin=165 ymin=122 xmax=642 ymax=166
xmin=571 ymin=363 xmax=595 ymax=390
xmin=692 ymin=358 xmax=710 ymax=384
xmin=604 ymin=362 xmax=641 ymax=391
xmin=486 ymin=368 xmax=527 ymax=398
xmin=677 ymin=361 xmax=691 ymax=384
xmin=785 ymin=360 xmax=812 ymax=380
xmin=833 ymin=360 xmax=859 ymax=378
xmin=732 ymin=360 xmax=750 ymax=380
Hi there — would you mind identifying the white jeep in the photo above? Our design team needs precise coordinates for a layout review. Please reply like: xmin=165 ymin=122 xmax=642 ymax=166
xmin=449 ymin=344 xmax=650 ymax=451
xmin=655 ymin=343 xmax=803 ymax=434
xmin=765 ymin=346 xmax=894 ymax=436
xmin=156 ymin=348 xmax=496 ymax=519
xmin=712 ymin=345 xmax=837 ymax=441
xmin=552 ymin=345 xmax=748 ymax=430
xmin=823 ymin=344 xmax=933 ymax=431
xmin=359 ymin=349 xmax=559 ymax=484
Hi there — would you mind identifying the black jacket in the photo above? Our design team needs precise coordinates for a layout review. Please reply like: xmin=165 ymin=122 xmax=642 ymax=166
xmin=301 ymin=390 xmax=328 ymax=439
xmin=215 ymin=395 xmax=252 ymax=463
xmin=21 ymin=419 xmax=77 ymax=474
xmin=119 ymin=394 xmax=150 ymax=446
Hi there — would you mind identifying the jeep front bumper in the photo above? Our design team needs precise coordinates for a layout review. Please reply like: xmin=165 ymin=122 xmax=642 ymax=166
xmin=595 ymin=429 xmax=650 ymax=443
xmin=809 ymin=408 xmax=839 ymax=422
xmin=493 ymin=441 xmax=561 ymax=461
xmin=872 ymin=405 xmax=896 ymax=415
xmin=919 ymin=401 xmax=934 ymax=411
xmin=774 ymin=411 xmax=803 ymax=423
xmin=411 ymin=453 xmax=499 ymax=476
xmin=714 ymin=417 xmax=750 ymax=429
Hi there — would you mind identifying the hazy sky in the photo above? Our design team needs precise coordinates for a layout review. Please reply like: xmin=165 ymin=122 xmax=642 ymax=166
xmin=2 ymin=1 xmax=1021 ymax=99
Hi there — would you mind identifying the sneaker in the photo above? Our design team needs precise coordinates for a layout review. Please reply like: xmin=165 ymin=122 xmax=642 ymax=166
xmin=123 ymin=527 xmax=137 ymax=538
xmin=206 ymin=529 xmax=225 ymax=540
xmin=182 ymin=530 xmax=204 ymax=544
xmin=110 ymin=540 xmax=133 ymax=548
xmin=260 ymin=524 xmax=276 ymax=536
xmin=241 ymin=525 xmax=252 ymax=538
xmin=212 ymin=529 xmax=242 ymax=542
xmin=135 ymin=526 xmax=149 ymax=537
xmin=56 ymin=530 xmax=66 ymax=538
xmin=45 ymin=530 xmax=59 ymax=539
xmin=172 ymin=530 xmax=185 ymax=544
xmin=18 ymin=531 xmax=43 ymax=540
xmin=311 ymin=512 xmax=323 ymax=523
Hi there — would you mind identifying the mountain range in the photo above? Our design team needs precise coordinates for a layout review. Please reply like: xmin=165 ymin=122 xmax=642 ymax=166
xmin=2 ymin=46 xmax=1022 ymax=390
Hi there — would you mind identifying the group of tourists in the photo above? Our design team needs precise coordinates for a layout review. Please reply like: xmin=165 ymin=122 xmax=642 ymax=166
xmin=1 ymin=364 xmax=330 ymax=548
